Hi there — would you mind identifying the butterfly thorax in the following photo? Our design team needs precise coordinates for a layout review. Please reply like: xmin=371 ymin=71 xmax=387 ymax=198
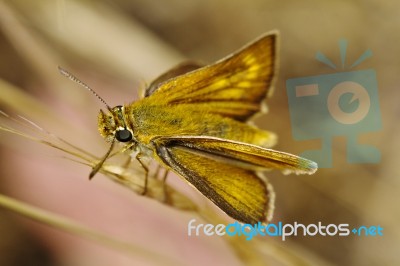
xmin=123 ymin=99 xmax=276 ymax=148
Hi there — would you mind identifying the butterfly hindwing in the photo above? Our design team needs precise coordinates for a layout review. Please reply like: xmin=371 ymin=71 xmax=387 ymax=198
xmin=154 ymin=141 xmax=274 ymax=224
xmin=151 ymin=135 xmax=316 ymax=223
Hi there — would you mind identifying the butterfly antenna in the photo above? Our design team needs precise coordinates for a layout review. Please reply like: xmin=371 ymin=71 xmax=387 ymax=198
xmin=58 ymin=66 xmax=112 ymax=111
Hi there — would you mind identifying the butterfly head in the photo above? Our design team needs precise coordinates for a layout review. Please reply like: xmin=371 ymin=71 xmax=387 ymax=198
xmin=98 ymin=105 xmax=134 ymax=143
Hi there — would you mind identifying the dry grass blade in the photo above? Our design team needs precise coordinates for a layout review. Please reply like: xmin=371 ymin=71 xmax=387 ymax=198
xmin=0 ymin=111 xmax=198 ymax=211
xmin=0 ymin=193 xmax=181 ymax=266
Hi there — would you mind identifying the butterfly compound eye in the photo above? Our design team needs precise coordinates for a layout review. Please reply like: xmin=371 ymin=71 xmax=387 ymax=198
xmin=115 ymin=129 xmax=132 ymax=142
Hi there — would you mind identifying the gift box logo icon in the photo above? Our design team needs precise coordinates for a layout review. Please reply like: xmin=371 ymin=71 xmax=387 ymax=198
xmin=286 ymin=40 xmax=382 ymax=168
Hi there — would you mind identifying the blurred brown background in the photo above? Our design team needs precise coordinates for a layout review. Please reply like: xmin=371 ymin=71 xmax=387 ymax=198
xmin=0 ymin=0 xmax=399 ymax=265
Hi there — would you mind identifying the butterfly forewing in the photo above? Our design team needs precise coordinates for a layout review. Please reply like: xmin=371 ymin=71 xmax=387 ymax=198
xmin=154 ymin=136 xmax=317 ymax=175
xmin=145 ymin=61 xmax=203 ymax=97
xmin=148 ymin=32 xmax=278 ymax=122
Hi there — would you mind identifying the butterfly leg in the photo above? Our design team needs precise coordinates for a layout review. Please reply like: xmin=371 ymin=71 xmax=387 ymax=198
xmin=160 ymin=169 xmax=170 ymax=203
xmin=135 ymin=152 xmax=149 ymax=195
xmin=122 ymin=155 xmax=132 ymax=168
xmin=153 ymin=164 xmax=162 ymax=179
